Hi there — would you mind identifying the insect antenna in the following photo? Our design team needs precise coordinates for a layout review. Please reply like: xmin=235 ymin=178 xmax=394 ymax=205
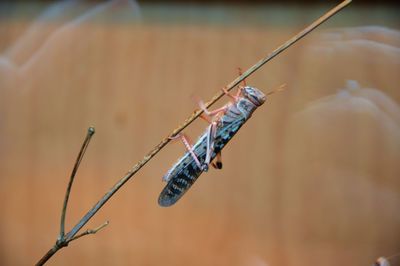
xmin=266 ymin=83 xmax=287 ymax=96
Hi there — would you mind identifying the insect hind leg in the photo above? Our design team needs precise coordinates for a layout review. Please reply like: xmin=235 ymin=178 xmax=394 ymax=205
xmin=212 ymin=152 xmax=223 ymax=169
xmin=169 ymin=133 xmax=208 ymax=171
xmin=196 ymin=98 xmax=225 ymax=172
xmin=204 ymin=121 xmax=219 ymax=171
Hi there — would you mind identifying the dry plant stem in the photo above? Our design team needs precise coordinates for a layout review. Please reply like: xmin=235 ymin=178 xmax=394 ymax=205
xmin=36 ymin=221 xmax=109 ymax=266
xmin=36 ymin=1 xmax=351 ymax=265
xmin=59 ymin=127 xmax=95 ymax=241
xmin=36 ymin=128 xmax=108 ymax=266
xmin=69 ymin=221 xmax=110 ymax=243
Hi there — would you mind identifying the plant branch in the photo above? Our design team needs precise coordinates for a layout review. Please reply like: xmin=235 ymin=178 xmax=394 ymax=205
xmin=59 ymin=127 xmax=95 ymax=241
xmin=36 ymin=1 xmax=351 ymax=265
xmin=69 ymin=221 xmax=109 ymax=243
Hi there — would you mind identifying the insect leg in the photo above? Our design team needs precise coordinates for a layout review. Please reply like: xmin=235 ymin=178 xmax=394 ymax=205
xmin=221 ymin=87 xmax=238 ymax=102
xmin=211 ymin=152 xmax=223 ymax=169
xmin=198 ymin=100 xmax=229 ymax=117
xmin=237 ymin=67 xmax=247 ymax=87
xmin=220 ymin=67 xmax=246 ymax=102
xmin=199 ymin=113 xmax=212 ymax=124
xmin=219 ymin=67 xmax=248 ymax=103
xmin=196 ymin=99 xmax=228 ymax=172
xmin=169 ymin=133 xmax=206 ymax=171
xmin=204 ymin=121 xmax=218 ymax=169
xmin=221 ymin=86 xmax=244 ymax=103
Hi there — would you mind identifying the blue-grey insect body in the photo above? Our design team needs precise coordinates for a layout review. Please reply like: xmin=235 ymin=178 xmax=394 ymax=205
xmin=158 ymin=86 xmax=266 ymax=207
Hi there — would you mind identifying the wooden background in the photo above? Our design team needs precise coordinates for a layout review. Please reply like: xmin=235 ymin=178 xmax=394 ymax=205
xmin=0 ymin=1 xmax=399 ymax=265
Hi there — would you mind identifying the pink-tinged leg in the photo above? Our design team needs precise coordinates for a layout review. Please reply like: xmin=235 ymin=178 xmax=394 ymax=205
xmin=221 ymin=87 xmax=238 ymax=102
xmin=169 ymin=133 xmax=204 ymax=170
xmin=219 ymin=67 xmax=246 ymax=104
xmin=198 ymin=99 xmax=229 ymax=117
xmin=238 ymin=67 xmax=247 ymax=87
xmin=235 ymin=86 xmax=244 ymax=98
xmin=204 ymin=121 xmax=218 ymax=168
xmin=199 ymin=113 xmax=212 ymax=124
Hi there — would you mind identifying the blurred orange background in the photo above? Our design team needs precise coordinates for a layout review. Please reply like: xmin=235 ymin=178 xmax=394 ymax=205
xmin=0 ymin=1 xmax=399 ymax=265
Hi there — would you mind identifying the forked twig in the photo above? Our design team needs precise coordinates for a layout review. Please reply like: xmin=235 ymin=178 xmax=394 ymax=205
xmin=36 ymin=128 xmax=109 ymax=266
xmin=68 ymin=220 xmax=110 ymax=243
xmin=36 ymin=1 xmax=351 ymax=265
xmin=59 ymin=127 xmax=95 ymax=241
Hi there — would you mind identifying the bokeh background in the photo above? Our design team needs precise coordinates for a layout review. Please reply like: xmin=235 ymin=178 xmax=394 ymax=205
xmin=0 ymin=0 xmax=399 ymax=265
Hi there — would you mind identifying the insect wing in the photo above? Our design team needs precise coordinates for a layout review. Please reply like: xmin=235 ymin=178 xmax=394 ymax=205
xmin=158 ymin=138 xmax=207 ymax=207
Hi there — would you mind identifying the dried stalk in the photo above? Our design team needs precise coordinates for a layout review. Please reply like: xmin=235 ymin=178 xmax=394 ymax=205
xmin=36 ymin=127 xmax=109 ymax=266
xmin=36 ymin=1 xmax=352 ymax=265
xmin=59 ymin=127 xmax=95 ymax=240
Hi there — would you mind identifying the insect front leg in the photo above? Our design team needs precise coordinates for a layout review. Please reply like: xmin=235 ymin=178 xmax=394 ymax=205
xmin=220 ymin=67 xmax=247 ymax=103
xmin=197 ymin=92 xmax=231 ymax=125
xmin=198 ymin=100 xmax=229 ymax=119
xmin=221 ymin=86 xmax=245 ymax=104
xmin=237 ymin=67 xmax=247 ymax=87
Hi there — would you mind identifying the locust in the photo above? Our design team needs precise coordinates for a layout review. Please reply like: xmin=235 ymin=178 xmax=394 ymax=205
xmin=158 ymin=84 xmax=283 ymax=207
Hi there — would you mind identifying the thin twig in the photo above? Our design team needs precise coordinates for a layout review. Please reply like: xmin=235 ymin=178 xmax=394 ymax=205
xmin=69 ymin=221 xmax=110 ymax=243
xmin=36 ymin=127 xmax=97 ymax=266
xmin=59 ymin=127 xmax=95 ymax=241
xmin=36 ymin=1 xmax=351 ymax=265
xmin=35 ymin=221 xmax=109 ymax=266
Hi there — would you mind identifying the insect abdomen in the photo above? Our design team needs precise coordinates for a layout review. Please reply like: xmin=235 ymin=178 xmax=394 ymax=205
xmin=158 ymin=161 xmax=203 ymax=207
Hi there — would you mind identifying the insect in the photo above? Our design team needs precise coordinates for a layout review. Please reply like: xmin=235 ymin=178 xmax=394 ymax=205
xmin=158 ymin=84 xmax=283 ymax=207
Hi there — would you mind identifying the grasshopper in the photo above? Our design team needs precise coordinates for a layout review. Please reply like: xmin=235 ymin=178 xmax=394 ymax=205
xmin=158 ymin=84 xmax=283 ymax=207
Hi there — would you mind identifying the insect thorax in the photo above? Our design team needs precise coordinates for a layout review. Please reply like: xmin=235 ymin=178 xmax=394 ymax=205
xmin=235 ymin=98 xmax=259 ymax=120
